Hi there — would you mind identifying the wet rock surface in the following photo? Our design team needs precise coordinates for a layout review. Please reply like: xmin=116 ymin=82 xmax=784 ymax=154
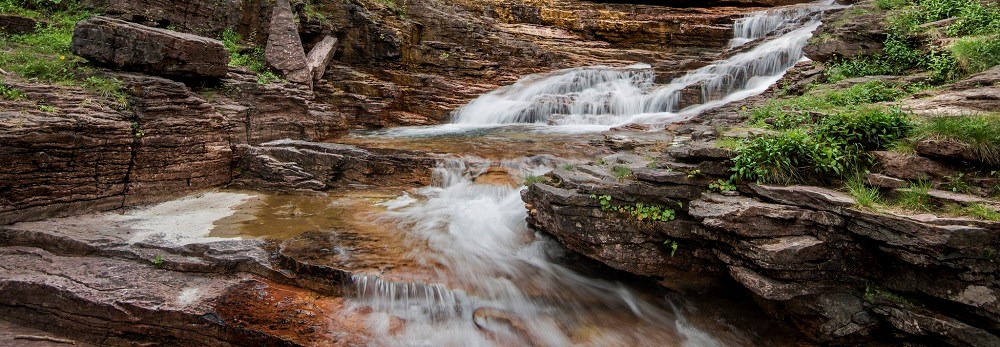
xmin=523 ymin=137 xmax=1000 ymax=344
xmin=233 ymin=139 xmax=437 ymax=191
xmin=0 ymin=192 xmax=386 ymax=346
xmin=71 ymin=16 xmax=229 ymax=78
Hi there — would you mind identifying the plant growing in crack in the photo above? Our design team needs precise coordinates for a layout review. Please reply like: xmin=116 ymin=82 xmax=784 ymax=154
xmin=663 ymin=239 xmax=679 ymax=257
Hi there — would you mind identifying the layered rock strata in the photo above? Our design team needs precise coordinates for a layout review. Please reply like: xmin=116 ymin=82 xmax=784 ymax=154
xmin=523 ymin=126 xmax=1000 ymax=345
xmin=71 ymin=16 xmax=229 ymax=78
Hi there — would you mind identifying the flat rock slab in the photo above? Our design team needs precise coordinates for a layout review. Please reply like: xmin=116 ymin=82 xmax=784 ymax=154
xmin=750 ymin=184 xmax=856 ymax=213
xmin=71 ymin=16 xmax=228 ymax=78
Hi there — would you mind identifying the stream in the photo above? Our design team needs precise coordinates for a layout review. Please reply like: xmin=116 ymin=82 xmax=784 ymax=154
xmin=328 ymin=1 xmax=834 ymax=345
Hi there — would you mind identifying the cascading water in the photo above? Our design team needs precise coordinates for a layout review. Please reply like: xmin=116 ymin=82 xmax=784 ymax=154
xmin=342 ymin=2 xmax=840 ymax=345
xmin=448 ymin=0 xmax=837 ymax=129
xmin=348 ymin=158 xmax=740 ymax=346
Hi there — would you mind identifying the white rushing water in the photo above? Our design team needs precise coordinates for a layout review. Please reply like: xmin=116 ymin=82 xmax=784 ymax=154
xmin=437 ymin=0 xmax=836 ymax=132
xmin=343 ymin=2 xmax=840 ymax=345
xmin=350 ymin=159 xmax=736 ymax=346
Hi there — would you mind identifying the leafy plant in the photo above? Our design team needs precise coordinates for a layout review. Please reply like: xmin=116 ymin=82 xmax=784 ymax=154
xmin=943 ymin=173 xmax=971 ymax=193
xmin=131 ymin=120 xmax=144 ymax=139
xmin=0 ymin=84 xmax=26 ymax=100
xmin=38 ymin=104 xmax=56 ymax=112
xmin=708 ymin=179 xmax=737 ymax=193
xmin=152 ymin=254 xmax=164 ymax=269
xmin=663 ymin=239 xmax=679 ymax=257
xmin=590 ymin=194 xmax=677 ymax=222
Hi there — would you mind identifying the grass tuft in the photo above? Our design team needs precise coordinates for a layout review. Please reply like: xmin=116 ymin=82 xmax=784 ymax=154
xmin=913 ymin=114 xmax=1000 ymax=165
xmin=847 ymin=175 xmax=882 ymax=209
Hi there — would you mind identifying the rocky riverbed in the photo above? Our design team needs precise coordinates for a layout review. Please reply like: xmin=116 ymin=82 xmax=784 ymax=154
xmin=2 ymin=0 xmax=998 ymax=345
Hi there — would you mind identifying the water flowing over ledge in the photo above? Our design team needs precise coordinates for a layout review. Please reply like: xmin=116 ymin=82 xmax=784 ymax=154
xmin=439 ymin=0 xmax=837 ymax=132
xmin=345 ymin=158 xmax=743 ymax=346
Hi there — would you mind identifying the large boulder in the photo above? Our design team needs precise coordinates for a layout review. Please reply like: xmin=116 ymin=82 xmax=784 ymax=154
xmin=264 ymin=0 xmax=311 ymax=86
xmin=71 ymin=16 xmax=229 ymax=78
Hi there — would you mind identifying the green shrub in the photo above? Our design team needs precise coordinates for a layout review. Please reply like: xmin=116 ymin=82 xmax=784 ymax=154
xmin=732 ymin=130 xmax=821 ymax=183
xmin=815 ymin=107 xmax=912 ymax=151
xmin=752 ymin=82 xmax=911 ymax=130
xmin=735 ymin=107 xmax=911 ymax=184
xmin=947 ymin=2 xmax=1000 ymax=36
xmin=222 ymin=29 xmax=266 ymax=73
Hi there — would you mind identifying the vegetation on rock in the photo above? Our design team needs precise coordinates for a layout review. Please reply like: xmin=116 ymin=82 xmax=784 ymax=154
xmin=831 ymin=0 xmax=1000 ymax=82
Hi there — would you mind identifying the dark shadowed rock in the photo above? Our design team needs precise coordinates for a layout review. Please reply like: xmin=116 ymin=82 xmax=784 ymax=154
xmin=71 ymin=16 xmax=228 ymax=78
xmin=875 ymin=305 xmax=1000 ymax=347
xmin=80 ymin=0 xmax=263 ymax=37
xmin=265 ymin=0 xmax=311 ymax=85
xmin=0 ymin=15 xmax=36 ymax=35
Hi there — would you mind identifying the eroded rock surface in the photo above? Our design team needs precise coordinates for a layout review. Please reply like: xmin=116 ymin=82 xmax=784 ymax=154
xmin=71 ymin=16 xmax=229 ymax=78
xmin=523 ymin=138 xmax=1000 ymax=345
xmin=265 ymin=0 xmax=312 ymax=85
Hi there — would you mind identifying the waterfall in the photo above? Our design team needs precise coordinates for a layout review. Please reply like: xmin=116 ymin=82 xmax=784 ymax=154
xmin=346 ymin=158 xmax=732 ymax=346
xmin=448 ymin=0 xmax=836 ymax=129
